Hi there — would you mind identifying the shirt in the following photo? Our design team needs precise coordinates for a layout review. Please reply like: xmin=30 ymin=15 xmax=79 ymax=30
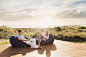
xmin=42 ymin=34 xmax=49 ymax=40
xmin=16 ymin=35 xmax=25 ymax=40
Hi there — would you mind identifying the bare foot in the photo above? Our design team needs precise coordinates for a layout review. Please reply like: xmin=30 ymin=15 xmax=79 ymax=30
xmin=38 ymin=46 xmax=42 ymax=49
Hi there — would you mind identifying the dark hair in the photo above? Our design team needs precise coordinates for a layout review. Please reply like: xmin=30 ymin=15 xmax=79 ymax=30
xmin=18 ymin=30 xmax=22 ymax=32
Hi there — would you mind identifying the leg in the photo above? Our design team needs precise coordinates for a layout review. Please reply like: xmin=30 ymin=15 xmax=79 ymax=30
xmin=30 ymin=38 xmax=42 ymax=46
xmin=38 ymin=35 xmax=44 ymax=44
xmin=38 ymin=39 xmax=41 ymax=46
xmin=30 ymin=38 xmax=36 ymax=45
xmin=23 ymin=41 xmax=39 ymax=48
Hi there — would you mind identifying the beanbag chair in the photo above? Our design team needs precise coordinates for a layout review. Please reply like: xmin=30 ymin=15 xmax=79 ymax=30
xmin=10 ymin=34 xmax=54 ymax=47
xmin=36 ymin=34 xmax=54 ymax=45
xmin=10 ymin=35 xmax=30 ymax=47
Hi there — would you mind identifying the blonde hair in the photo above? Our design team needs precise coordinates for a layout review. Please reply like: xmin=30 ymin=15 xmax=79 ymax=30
xmin=45 ymin=30 xmax=49 ymax=38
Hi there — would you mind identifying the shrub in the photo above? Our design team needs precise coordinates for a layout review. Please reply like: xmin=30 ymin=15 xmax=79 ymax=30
xmin=32 ymin=31 xmax=41 ymax=38
xmin=78 ymin=26 xmax=86 ymax=29
xmin=54 ymin=27 xmax=61 ymax=31
xmin=0 ymin=25 xmax=86 ymax=43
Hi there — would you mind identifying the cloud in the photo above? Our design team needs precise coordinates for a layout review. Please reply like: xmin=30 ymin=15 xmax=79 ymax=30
xmin=53 ymin=2 xmax=86 ymax=19
xmin=0 ymin=0 xmax=86 ymax=20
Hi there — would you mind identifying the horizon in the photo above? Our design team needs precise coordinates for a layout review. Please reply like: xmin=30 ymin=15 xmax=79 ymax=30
xmin=1 ymin=24 xmax=86 ymax=28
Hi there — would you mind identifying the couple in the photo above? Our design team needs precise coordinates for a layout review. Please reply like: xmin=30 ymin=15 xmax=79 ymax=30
xmin=16 ymin=30 xmax=49 ymax=49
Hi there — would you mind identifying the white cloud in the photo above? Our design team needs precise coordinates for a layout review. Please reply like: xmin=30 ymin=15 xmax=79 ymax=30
xmin=0 ymin=0 xmax=86 ymax=20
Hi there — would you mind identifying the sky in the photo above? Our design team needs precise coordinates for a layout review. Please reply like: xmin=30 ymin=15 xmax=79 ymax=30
xmin=0 ymin=0 xmax=86 ymax=27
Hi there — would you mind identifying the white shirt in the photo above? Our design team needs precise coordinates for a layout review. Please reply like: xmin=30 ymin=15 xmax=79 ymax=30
xmin=42 ymin=34 xmax=49 ymax=40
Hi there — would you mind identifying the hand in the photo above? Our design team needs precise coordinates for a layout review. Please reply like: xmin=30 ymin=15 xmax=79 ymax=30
xmin=40 ymin=34 xmax=42 ymax=36
xmin=26 ymin=39 xmax=29 ymax=41
xmin=29 ymin=39 xmax=30 ymax=41
xmin=40 ymin=34 xmax=41 ymax=35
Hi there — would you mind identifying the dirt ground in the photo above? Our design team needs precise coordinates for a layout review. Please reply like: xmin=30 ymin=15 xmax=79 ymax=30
xmin=0 ymin=40 xmax=86 ymax=57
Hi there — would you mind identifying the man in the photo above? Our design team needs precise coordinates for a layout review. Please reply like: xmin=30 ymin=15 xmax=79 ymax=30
xmin=16 ymin=30 xmax=42 ymax=49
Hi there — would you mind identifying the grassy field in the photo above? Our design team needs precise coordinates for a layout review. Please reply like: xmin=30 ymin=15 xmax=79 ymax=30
xmin=0 ymin=39 xmax=10 ymax=45
xmin=0 ymin=25 xmax=86 ymax=45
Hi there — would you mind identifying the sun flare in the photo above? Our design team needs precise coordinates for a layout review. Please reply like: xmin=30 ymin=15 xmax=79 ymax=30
xmin=38 ymin=17 xmax=53 ymax=25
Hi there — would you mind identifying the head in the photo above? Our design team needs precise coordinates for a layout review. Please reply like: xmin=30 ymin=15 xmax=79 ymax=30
xmin=45 ymin=30 xmax=49 ymax=36
xmin=18 ymin=30 xmax=22 ymax=35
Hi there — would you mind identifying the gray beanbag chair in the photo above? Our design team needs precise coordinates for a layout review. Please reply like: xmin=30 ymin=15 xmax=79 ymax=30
xmin=10 ymin=34 xmax=54 ymax=47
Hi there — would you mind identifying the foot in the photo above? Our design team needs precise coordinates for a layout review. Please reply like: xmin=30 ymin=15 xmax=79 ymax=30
xmin=38 ymin=46 xmax=42 ymax=49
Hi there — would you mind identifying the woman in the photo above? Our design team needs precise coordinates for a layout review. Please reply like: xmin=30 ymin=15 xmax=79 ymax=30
xmin=38 ymin=30 xmax=49 ymax=42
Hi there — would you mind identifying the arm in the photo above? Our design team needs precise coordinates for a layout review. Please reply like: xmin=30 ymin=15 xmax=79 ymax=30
xmin=41 ymin=35 xmax=48 ymax=40
xmin=24 ymin=37 xmax=30 ymax=40
xmin=24 ymin=37 xmax=30 ymax=41
xmin=18 ymin=37 xmax=29 ymax=41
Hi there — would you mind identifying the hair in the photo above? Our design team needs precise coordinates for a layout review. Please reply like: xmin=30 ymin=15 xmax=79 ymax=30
xmin=45 ymin=30 xmax=49 ymax=38
xmin=18 ymin=30 xmax=22 ymax=32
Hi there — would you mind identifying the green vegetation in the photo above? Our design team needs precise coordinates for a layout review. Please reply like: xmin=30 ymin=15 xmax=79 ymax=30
xmin=1 ymin=25 xmax=86 ymax=45
xmin=54 ymin=25 xmax=86 ymax=43
xmin=0 ymin=39 xmax=10 ymax=45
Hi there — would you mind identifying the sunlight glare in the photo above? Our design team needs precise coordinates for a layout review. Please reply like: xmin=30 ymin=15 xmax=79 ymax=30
xmin=38 ymin=17 xmax=53 ymax=25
